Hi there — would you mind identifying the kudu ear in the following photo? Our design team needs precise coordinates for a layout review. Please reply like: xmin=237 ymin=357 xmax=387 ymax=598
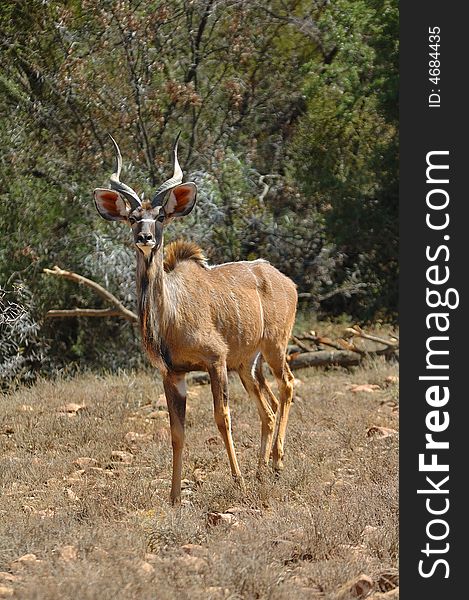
xmin=94 ymin=189 xmax=130 ymax=222
xmin=164 ymin=183 xmax=197 ymax=218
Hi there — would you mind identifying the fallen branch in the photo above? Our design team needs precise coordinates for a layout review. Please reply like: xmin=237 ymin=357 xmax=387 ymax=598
xmin=43 ymin=266 xmax=138 ymax=323
xmin=344 ymin=325 xmax=399 ymax=346
xmin=45 ymin=308 xmax=132 ymax=319
xmin=288 ymin=350 xmax=361 ymax=369
xmin=294 ymin=326 xmax=399 ymax=362
xmin=290 ymin=334 xmax=315 ymax=353
xmin=188 ymin=348 xmax=362 ymax=385
xmin=307 ymin=333 xmax=349 ymax=352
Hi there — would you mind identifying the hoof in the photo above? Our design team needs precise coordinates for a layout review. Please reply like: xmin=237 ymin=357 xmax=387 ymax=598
xmin=256 ymin=462 xmax=269 ymax=481
xmin=170 ymin=494 xmax=181 ymax=507
xmin=272 ymin=459 xmax=284 ymax=473
xmin=232 ymin=474 xmax=246 ymax=492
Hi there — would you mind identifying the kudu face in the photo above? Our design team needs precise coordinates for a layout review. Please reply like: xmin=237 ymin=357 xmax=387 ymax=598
xmin=128 ymin=205 xmax=165 ymax=257
xmin=93 ymin=134 xmax=197 ymax=255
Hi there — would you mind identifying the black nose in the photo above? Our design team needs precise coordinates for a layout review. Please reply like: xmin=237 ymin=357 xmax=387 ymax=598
xmin=137 ymin=232 xmax=153 ymax=244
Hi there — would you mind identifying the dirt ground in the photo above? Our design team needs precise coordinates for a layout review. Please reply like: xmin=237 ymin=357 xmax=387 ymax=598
xmin=0 ymin=354 xmax=398 ymax=599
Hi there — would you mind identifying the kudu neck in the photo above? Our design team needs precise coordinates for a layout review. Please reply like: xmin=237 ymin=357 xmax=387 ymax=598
xmin=135 ymin=242 xmax=169 ymax=374
xmin=136 ymin=243 xmax=165 ymax=320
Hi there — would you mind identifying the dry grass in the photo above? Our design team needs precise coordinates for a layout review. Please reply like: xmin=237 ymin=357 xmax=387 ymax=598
xmin=0 ymin=357 xmax=398 ymax=599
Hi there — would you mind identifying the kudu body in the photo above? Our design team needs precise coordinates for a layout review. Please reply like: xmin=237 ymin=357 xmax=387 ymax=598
xmin=94 ymin=136 xmax=297 ymax=504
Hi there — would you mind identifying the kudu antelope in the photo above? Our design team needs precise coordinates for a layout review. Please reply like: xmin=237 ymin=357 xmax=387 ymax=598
xmin=94 ymin=135 xmax=297 ymax=504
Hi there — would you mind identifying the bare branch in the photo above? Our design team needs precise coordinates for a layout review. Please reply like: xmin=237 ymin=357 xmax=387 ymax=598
xmin=290 ymin=334 xmax=314 ymax=353
xmin=45 ymin=308 xmax=137 ymax=321
xmin=295 ymin=328 xmax=399 ymax=362
xmin=258 ymin=173 xmax=282 ymax=204
xmin=317 ymin=282 xmax=368 ymax=302
xmin=344 ymin=326 xmax=399 ymax=348
xmin=43 ymin=266 xmax=138 ymax=323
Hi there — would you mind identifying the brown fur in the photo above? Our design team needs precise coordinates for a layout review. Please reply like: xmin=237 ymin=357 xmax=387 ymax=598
xmin=135 ymin=240 xmax=297 ymax=504
xmin=163 ymin=240 xmax=207 ymax=273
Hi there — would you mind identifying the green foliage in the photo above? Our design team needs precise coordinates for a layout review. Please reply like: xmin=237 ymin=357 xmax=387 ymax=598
xmin=290 ymin=0 xmax=398 ymax=317
xmin=0 ymin=0 xmax=398 ymax=378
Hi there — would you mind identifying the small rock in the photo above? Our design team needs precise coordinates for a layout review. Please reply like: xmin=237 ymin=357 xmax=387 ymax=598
xmin=207 ymin=512 xmax=237 ymax=526
xmin=361 ymin=525 xmax=383 ymax=546
xmin=173 ymin=554 xmax=208 ymax=573
xmin=66 ymin=488 xmax=79 ymax=502
xmin=125 ymin=431 xmax=152 ymax=446
xmin=135 ymin=560 xmax=155 ymax=577
xmin=111 ymin=450 xmax=134 ymax=464
xmin=0 ymin=574 xmax=21 ymax=584
xmin=74 ymin=457 xmax=99 ymax=469
xmin=332 ymin=574 xmax=374 ymax=600
xmin=366 ymin=426 xmax=398 ymax=439
xmin=58 ymin=545 xmax=78 ymax=562
xmin=10 ymin=553 xmax=44 ymax=572
xmin=19 ymin=404 xmax=34 ymax=412
xmin=0 ymin=586 xmax=14 ymax=598
xmin=204 ymin=586 xmax=230 ymax=599
xmin=349 ymin=384 xmax=381 ymax=393
xmin=58 ymin=403 xmax=87 ymax=415
xmin=384 ymin=375 xmax=398 ymax=385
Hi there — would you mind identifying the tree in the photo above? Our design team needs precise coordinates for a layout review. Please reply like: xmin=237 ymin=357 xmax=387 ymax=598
xmin=0 ymin=0 xmax=398 ymax=379
xmin=290 ymin=0 xmax=398 ymax=317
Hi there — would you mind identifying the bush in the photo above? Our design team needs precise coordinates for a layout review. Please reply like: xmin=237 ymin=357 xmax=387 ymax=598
xmin=0 ymin=285 xmax=47 ymax=386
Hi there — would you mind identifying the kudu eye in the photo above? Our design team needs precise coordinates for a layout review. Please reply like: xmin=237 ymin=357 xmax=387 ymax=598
xmin=157 ymin=214 xmax=165 ymax=223
xmin=128 ymin=216 xmax=137 ymax=225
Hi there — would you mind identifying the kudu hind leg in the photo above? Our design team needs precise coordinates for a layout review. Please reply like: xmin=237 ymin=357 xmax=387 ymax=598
xmin=238 ymin=355 xmax=276 ymax=471
xmin=209 ymin=362 xmax=244 ymax=487
xmin=254 ymin=354 xmax=279 ymax=415
xmin=163 ymin=372 xmax=187 ymax=505
xmin=264 ymin=350 xmax=295 ymax=471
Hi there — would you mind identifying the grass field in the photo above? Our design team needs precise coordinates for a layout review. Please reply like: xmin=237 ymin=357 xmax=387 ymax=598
xmin=0 ymin=351 xmax=398 ymax=599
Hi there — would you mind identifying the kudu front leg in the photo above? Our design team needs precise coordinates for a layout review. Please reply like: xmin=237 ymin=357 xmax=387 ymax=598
xmin=208 ymin=362 xmax=245 ymax=490
xmin=163 ymin=372 xmax=187 ymax=505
